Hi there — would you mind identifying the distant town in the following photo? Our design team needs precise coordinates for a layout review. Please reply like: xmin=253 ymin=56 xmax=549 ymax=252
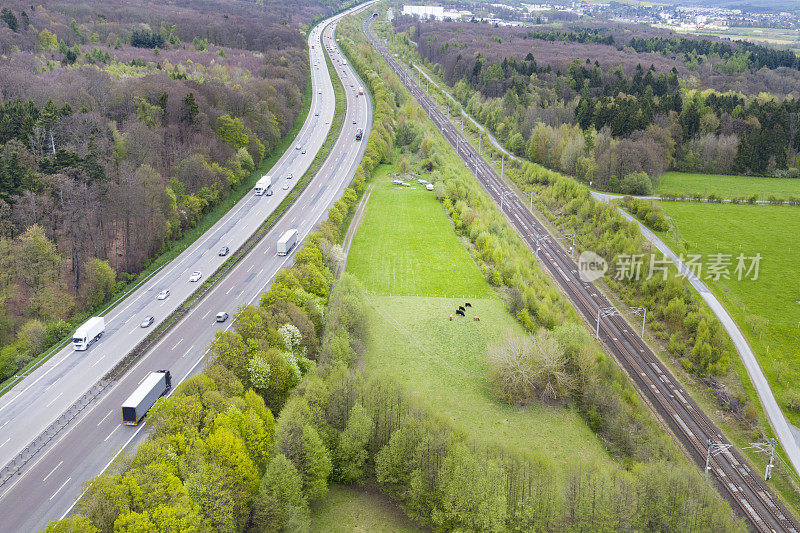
xmin=401 ymin=1 xmax=800 ymax=42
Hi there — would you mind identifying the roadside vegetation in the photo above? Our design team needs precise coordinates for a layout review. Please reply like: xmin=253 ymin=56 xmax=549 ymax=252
xmin=0 ymin=0 xmax=368 ymax=385
xmin=659 ymin=203 xmax=800 ymax=422
xmin=43 ymin=6 xmax=748 ymax=532
xmin=389 ymin=16 xmax=800 ymax=196
xmin=373 ymin=8 xmax=800 ymax=517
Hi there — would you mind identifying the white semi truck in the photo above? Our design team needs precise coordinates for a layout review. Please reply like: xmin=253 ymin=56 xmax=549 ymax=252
xmin=122 ymin=370 xmax=172 ymax=425
xmin=254 ymin=175 xmax=273 ymax=196
xmin=277 ymin=229 xmax=298 ymax=256
xmin=73 ymin=316 xmax=105 ymax=351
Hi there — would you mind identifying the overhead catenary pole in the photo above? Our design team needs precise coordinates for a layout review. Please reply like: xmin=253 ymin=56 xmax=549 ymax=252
xmin=595 ymin=306 xmax=619 ymax=339
xmin=629 ymin=306 xmax=647 ymax=337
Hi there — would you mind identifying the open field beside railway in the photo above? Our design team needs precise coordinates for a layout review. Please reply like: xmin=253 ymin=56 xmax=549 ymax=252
xmin=347 ymin=173 xmax=618 ymax=472
xmin=656 ymin=171 xmax=800 ymax=199
xmin=346 ymin=180 xmax=491 ymax=298
xmin=659 ymin=201 xmax=800 ymax=425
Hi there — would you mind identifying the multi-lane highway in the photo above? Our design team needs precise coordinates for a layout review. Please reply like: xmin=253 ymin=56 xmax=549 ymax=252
xmin=364 ymin=15 xmax=799 ymax=533
xmin=0 ymin=3 xmax=375 ymax=530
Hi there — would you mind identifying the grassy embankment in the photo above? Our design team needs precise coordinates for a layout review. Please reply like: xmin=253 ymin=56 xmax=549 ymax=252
xmin=656 ymin=171 xmax=800 ymax=199
xmin=346 ymin=176 xmax=615 ymax=473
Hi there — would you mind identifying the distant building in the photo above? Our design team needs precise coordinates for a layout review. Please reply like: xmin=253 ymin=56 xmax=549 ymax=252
xmin=401 ymin=5 xmax=470 ymax=21
xmin=402 ymin=5 xmax=444 ymax=19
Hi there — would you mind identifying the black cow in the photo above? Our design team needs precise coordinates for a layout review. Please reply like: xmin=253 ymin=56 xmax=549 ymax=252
xmin=465 ymin=302 xmax=472 ymax=307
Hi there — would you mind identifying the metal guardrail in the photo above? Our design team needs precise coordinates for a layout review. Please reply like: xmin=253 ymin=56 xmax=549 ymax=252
xmin=0 ymin=11 xmax=356 ymax=491
xmin=0 ymin=263 xmax=169 ymax=398
xmin=0 ymin=104 xmax=345 ymax=490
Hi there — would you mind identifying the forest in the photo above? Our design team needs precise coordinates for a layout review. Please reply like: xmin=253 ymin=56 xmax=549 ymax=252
xmin=44 ymin=11 xmax=745 ymax=531
xmin=395 ymin=19 xmax=800 ymax=192
xmin=0 ymin=0 xmax=352 ymax=383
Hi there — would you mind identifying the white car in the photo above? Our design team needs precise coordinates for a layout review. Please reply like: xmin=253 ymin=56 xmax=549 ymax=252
xmin=287 ymin=173 xmax=294 ymax=180
xmin=189 ymin=271 xmax=202 ymax=282
xmin=283 ymin=183 xmax=289 ymax=190
xmin=295 ymin=145 xmax=301 ymax=150
xmin=157 ymin=289 xmax=170 ymax=300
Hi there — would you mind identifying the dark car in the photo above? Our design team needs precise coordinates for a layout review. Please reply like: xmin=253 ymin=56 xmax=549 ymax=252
xmin=219 ymin=246 xmax=229 ymax=256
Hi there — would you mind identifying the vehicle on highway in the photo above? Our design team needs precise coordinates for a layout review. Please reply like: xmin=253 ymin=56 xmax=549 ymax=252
xmin=314 ymin=111 xmax=319 ymax=116
xmin=296 ymin=145 xmax=301 ymax=150
xmin=254 ymin=175 xmax=272 ymax=195
xmin=216 ymin=312 xmax=229 ymax=322
xmin=219 ymin=246 xmax=229 ymax=256
xmin=157 ymin=289 xmax=170 ymax=300
xmin=287 ymin=173 xmax=293 ymax=180
xmin=73 ymin=316 xmax=105 ymax=351
xmin=282 ymin=183 xmax=289 ymax=190
xmin=358 ymin=86 xmax=364 ymax=95
xmin=189 ymin=271 xmax=202 ymax=282
xmin=277 ymin=229 xmax=298 ymax=256
xmin=301 ymin=148 xmax=306 ymax=154
xmin=122 ymin=370 xmax=171 ymax=425
xmin=140 ymin=315 xmax=154 ymax=328
xmin=355 ymin=129 xmax=363 ymax=141
xmin=352 ymin=119 xmax=357 ymax=124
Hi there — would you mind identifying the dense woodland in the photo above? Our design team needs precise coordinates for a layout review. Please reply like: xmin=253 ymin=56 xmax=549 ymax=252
xmin=45 ymin=12 xmax=744 ymax=531
xmin=395 ymin=19 xmax=800 ymax=193
xmin=0 ymin=0 xmax=354 ymax=382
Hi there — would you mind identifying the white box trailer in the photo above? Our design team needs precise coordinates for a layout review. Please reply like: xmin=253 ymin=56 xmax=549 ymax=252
xmin=277 ymin=229 xmax=298 ymax=256
xmin=254 ymin=175 xmax=272 ymax=195
xmin=122 ymin=370 xmax=172 ymax=425
xmin=73 ymin=316 xmax=105 ymax=351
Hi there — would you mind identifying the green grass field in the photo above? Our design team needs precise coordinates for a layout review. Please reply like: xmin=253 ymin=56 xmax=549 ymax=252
xmin=656 ymin=171 xmax=800 ymax=199
xmin=347 ymin=172 xmax=616 ymax=475
xmin=660 ymin=202 xmax=800 ymax=424
xmin=311 ymin=484 xmax=423 ymax=532
xmin=346 ymin=179 xmax=491 ymax=298
xmin=363 ymin=294 xmax=614 ymax=472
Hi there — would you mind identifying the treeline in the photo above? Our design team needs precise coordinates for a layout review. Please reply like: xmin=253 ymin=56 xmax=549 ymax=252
xmin=507 ymin=159 xmax=738 ymax=381
xmin=45 ymin=11 xmax=746 ymax=532
xmin=525 ymin=28 xmax=614 ymax=45
xmin=44 ymin=10 xmax=401 ymax=530
xmin=402 ymin=29 xmax=800 ymax=195
xmin=628 ymin=35 xmax=800 ymax=72
xmin=0 ymin=0 xmax=318 ymax=383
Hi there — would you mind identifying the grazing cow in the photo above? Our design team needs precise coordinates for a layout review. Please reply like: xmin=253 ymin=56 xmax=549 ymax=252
xmin=465 ymin=302 xmax=472 ymax=307
xmin=458 ymin=306 xmax=465 ymax=312
xmin=473 ymin=316 xmax=480 ymax=321
xmin=456 ymin=309 xmax=465 ymax=317
xmin=449 ymin=314 xmax=453 ymax=321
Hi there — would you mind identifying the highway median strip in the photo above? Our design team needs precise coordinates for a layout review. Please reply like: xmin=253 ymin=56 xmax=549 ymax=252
xmin=0 ymin=33 xmax=348 ymax=490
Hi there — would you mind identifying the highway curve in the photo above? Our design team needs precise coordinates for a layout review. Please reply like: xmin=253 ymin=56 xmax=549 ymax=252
xmin=0 ymin=2 xmax=377 ymax=530
xmin=364 ymin=14 xmax=799 ymax=533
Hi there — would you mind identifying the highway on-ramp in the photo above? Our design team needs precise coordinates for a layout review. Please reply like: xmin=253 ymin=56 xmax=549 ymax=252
xmin=0 ymin=2 xmax=375 ymax=530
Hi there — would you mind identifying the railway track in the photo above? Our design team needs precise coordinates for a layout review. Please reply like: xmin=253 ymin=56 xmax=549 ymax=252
xmin=363 ymin=15 xmax=798 ymax=533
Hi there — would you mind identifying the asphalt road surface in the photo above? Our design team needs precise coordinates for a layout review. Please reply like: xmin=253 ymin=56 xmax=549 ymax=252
xmin=0 ymin=2 xmax=376 ymax=530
